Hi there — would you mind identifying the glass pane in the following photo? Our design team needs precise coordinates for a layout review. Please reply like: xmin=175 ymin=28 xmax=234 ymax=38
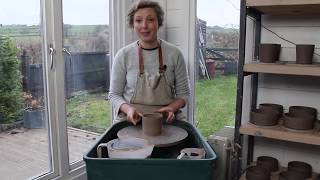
xmin=196 ymin=0 xmax=239 ymax=137
xmin=0 ymin=0 xmax=52 ymax=179
xmin=62 ymin=0 xmax=111 ymax=165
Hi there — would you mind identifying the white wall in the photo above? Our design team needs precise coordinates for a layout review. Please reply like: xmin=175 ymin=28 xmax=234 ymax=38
xmin=242 ymin=14 xmax=320 ymax=172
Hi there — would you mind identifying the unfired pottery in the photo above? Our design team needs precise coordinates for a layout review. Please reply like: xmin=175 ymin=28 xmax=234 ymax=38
xmin=283 ymin=113 xmax=315 ymax=130
xmin=259 ymin=43 xmax=281 ymax=63
xmin=296 ymin=44 xmax=315 ymax=64
xmin=245 ymin=166 xmax=271 ymax=180
xmin=257 ymin=156 xmax=279 ymax=173
xmin=259 ymin=103 xmax=283 ymax=119
xmin=250 ymin=109 xmax=280 ymax=126
xmin=289 ymin=106 xmax=317 ymax=119
xmin=142 ymin=113 xmax=163 ymax=136
xmin=278 ymin=171 xmax=306 ymax=180
xmin=287 ymin=161 xmax=313 ymax=178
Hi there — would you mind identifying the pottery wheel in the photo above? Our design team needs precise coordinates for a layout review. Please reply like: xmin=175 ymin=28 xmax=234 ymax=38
xmin=117 ymin=125 xmax=188 ymax=147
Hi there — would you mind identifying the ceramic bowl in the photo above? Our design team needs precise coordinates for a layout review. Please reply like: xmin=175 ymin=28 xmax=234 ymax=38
xmin=259 ymin=103 xmax=283 ymax=119
xmin=289 ymin=106 xmax=317 ymax=119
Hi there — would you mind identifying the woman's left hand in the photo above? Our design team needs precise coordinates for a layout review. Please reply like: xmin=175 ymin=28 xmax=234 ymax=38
xmin=155 ymin=106 xmax=175 ymax=123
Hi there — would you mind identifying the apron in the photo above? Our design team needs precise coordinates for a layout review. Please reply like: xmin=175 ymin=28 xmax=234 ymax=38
xmin=114 ymin=42 xmax=185 ymax=123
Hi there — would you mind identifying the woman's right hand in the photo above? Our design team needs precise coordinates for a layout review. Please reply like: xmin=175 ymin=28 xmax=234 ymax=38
xmin=126 ymin=106 xmax=143 ymax=125
xmin=120 ymin=104 xmax=143 ymax=125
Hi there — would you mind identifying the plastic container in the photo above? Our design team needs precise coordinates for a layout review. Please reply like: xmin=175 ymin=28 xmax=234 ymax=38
xmin=97 ymin=137 xmax=154 ymax=159
xmin=84 ymin=120 xmax=217 ymax=180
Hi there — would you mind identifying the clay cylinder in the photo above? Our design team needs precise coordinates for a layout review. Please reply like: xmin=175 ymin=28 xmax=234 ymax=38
xmin=246 ymin=166 xmax=270 ymax=180
xmin=257 ymin=156 xmax=279 ymax=173
xmin=259 ymin=103 xmax=283 ymax=119
xmin=289 ymin=106 xmax=317 ymax=119
xmin=287 ymin=161 xmax=313 ymax=178
xmin=296 ymin=44 xmax=314 ymax=64
xmin=259 ymin=43 xmax=281 ymax=63
xmin=142 ymin=113 xmax=163 ymax=136
xmin=283 ymin=113 xmax=315 ymax=130
xmin=250 ymin=109 xmax=280 ymax=126
xmin=279 ymin=171 xmax=306 ymax=180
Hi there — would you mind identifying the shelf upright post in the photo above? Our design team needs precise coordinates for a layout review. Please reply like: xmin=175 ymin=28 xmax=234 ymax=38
xmin=232 ymin=0 xmax=247 ymax=179
xmin=247 ymin=7 xmax=262 ymax=165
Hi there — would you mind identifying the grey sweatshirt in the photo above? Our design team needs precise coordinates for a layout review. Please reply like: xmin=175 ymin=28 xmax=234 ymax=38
xmin=108 ymin=39 xmax=190 ymax=116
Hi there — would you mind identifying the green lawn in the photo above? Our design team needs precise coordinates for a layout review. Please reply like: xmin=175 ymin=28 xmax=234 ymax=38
xmin=66 ymin=75 xmax=237 ymax=137
xmin=195 ymin=75 xmax=237 ymax=137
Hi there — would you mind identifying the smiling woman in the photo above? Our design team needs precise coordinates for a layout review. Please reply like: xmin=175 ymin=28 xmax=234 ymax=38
xmin=108 ymin=0 xmax=191 ymax=126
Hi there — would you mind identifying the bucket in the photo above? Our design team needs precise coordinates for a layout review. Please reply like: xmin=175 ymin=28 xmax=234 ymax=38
xmin=296 ymin=44 xmax=314 ymax=64
xmin=259 ymin=43 xmax=281 ymax=63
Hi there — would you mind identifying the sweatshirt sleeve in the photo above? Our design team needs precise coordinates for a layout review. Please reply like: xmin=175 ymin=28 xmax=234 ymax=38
xmin=108 ymin=50 xmax=128 ymax=116
xmin=174 ymin=50 xmax=190 ymax=104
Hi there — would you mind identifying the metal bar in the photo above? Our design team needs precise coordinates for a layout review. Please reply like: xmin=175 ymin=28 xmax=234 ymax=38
xmin=247 ymin=135 xmax=255 ymax=165
xmin=248 ymin=6 xmax=262 ymax=165
xmin=232 ymin=0 xmax=247 ymax=179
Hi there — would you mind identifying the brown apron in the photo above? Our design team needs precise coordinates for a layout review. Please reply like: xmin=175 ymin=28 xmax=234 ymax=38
xmin=114 ymin=43 xmax=185 ymax=123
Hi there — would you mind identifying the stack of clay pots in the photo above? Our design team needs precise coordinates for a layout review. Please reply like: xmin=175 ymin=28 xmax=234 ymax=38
xmin=250 ymin=103 xmax=318 ymax=130
xmin=245 ymin=156 xmax=318 ymax=180
xmin=259 ymin=43 xmax=315 ymax=64
xmin=283 ymin=106 xmax=318 ymax=131
xmin=250 ymin=103 xmax=283 ymax=126
xmin=246 ymin=156 xmax=279 ymax=180
xmin=279 ymin=161 xmax=313 ymax=180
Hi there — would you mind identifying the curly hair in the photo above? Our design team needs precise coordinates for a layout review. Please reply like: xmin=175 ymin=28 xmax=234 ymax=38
xmin=127 ymin=0 xmax=164 ymax=28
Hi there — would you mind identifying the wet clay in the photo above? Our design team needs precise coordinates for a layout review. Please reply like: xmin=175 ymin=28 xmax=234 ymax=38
xmin=142 ymin=113 xmax=163 ymax=136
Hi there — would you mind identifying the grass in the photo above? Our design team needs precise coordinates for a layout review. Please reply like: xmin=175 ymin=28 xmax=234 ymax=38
xmin=195 ymin=75 xmax=237 ymax=137
xmin=66 ymin=75 xmax=237 ymax=137
xmin=66 ymin=91 xmax=111 ymax=133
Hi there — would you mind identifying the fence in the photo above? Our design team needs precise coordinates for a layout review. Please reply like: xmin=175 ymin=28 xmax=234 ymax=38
xmin=22 ymin=52 xmax=109 ymax=98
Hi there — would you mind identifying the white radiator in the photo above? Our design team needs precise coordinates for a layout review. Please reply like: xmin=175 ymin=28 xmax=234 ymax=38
xmin=207 ymin=126 xmax=234 ymax=180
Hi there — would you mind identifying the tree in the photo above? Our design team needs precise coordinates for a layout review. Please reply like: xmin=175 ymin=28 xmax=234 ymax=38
xmin=0 ymin=35 xmax=23 ymax=123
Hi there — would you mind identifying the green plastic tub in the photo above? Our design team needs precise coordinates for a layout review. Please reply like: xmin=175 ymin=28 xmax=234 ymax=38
xmin=84 ymin=120 xmax=217 ymax=180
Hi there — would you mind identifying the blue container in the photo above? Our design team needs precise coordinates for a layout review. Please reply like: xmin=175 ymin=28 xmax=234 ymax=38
xmin=84 ymin=120 xmax=217 ymax=180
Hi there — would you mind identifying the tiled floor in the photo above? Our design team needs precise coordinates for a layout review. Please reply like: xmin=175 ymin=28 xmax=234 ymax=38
xmin=0 ymin=127 xmax=99 ymax=180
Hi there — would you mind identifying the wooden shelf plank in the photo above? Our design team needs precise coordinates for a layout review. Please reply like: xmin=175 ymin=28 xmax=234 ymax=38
xmin=244 ymin=62 xmax=320 ymax=77
xmin=240 ymin=123 xmax=320 ymax=146
xmin=246 ymin=0 xmax=320 ymax=15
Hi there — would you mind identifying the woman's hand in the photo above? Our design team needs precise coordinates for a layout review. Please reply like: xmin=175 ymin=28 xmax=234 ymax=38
xmin=120 ymin=104 xmax=143 ymax=125
xmin=126 ymin=107 xmax=143 ymax=125
xmin=155 ymin=106 xmax=175 ymax=123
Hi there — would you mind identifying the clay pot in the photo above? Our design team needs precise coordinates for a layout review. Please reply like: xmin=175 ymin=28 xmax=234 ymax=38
xmin=296 ymin=44 xmax=315 ymax=64
xmin=250 ymin=109 xmax=280 ymax=126
xmin=259 ymin=43 xmax=281 ymax=63
xmin=257 ymin=156 xmax=279 ymax=173
xmin=283 ymin=113 xmax=315 ymax=130
xmin=259 ymin=103 xmax=283 ymax=119
xmin=279 ymin=171 xmax=306 ymax=180
xmin=142 ymin=113 xmax=163 ymax=136
xmin=287 ymin=161 xmax=313 ymax=178
xmin=289 ymin=106 xmax=317 ymax=119
xmin=246 ymin=166 xmax=271 ymax=180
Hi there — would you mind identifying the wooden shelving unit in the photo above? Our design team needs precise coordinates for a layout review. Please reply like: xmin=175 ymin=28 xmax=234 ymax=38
xmin=240 ymin=123 xmax=320 ymax=146
xmin=244 ymin=62 xmax=320 ymax=77
xmin=233 ymin=0 xmax=320 ymax=179
xmin=246 ymin=0 xmax=320 ymax=15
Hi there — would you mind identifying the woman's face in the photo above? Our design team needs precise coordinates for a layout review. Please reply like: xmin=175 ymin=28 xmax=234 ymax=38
xmin=133 ymin=8 xmax=159 ymax=45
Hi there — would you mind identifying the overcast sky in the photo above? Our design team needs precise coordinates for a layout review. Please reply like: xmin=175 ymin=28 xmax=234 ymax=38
xmin=0 ymin=0 xmax=239 ymax=27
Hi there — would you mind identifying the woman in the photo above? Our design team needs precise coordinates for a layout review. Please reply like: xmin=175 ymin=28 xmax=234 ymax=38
xmin=108 ymin=0 xmax=190 ymax=125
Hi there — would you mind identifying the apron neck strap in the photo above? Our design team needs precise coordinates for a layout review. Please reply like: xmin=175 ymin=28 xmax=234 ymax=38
xmin=138 ymin=41 xmax=164 ymax=75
